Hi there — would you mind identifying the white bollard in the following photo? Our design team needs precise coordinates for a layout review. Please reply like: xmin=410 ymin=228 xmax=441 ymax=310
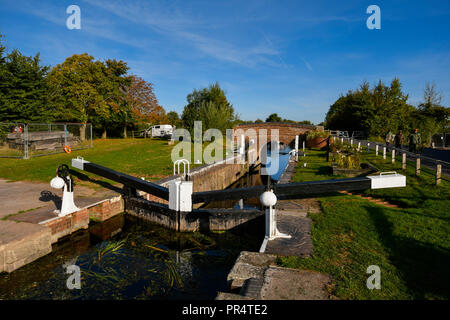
xmin=50 ymin=176 xmax=79 ymax=216
xmin=259 ymin=190 xmax=291 ymax=253
xmin=295 ymin=135 xmax=299 ymax=161
xmin=383 ymin=147 xmax=386 ymax=159
xmin=376 ymin=145 xmax=379 ymax=156
xmin=392 ymin=149 xmax=395 ymax=164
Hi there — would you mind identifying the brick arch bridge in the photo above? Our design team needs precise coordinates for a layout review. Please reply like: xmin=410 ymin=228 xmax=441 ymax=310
xmin=232 ymin=122 xmax=324 ymax=151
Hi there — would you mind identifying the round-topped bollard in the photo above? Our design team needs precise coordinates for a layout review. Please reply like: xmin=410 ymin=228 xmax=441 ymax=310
xmin=50 ymin=176 xmax=65 ymax=189
xmin=260 ymin=191 xmax=277 ymax=207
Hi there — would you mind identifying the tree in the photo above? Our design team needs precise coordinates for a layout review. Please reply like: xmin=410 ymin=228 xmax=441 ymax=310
xmin=47 ymin=53 xmax=131 ymax=138
xmin=123 ymin=75 xmax=165 ymax=136
xmin=265 ymin=113 xmax=282 ymax=122
xmin=167 ymin=111 xmax=183 ymax=128
xmin=181 ymin=82 xmax=237 ymax=133
xmin=0 ymin=35 xmax=51 ymax=123
xmin=325 ymin=79 xmax=414 ymax=137
xmin=414 ymin=83 xmax=449 ymax=145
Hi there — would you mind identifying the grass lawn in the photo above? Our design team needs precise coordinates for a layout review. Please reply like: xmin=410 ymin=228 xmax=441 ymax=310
xmin=279 ymin=148 xmax=450 ymax=299
xmin=0 ymin=138 xmax=220 ymax=190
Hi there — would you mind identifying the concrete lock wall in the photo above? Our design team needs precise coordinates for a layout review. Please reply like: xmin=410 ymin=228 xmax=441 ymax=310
xmin=126 ymin=154 xmax=265 ymax=232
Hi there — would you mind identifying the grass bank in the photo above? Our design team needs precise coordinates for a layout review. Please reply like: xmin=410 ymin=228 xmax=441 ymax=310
xmin=279 ymin=148 xmax=450 ymax=299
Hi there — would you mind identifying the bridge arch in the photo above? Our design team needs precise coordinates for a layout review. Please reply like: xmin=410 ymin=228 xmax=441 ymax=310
xmin=232 ymin=122 xmax=323 ymax=152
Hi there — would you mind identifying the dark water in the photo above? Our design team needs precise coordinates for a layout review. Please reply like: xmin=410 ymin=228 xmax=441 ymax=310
xmin=0 ymin=214 xmax=263 ymax=300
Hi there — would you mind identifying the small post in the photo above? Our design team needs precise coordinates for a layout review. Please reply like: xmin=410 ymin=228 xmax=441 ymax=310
xmin=367 ymin=142 xmax=370 ymax=153
xmin=383 ymin=147 xmax=386 ymax=159
xmin=240 ymin=134 xmax=245 ymax=155
xmin=341 ymin=137 xmax=343 ymax=143
xmin=357 ymin=142 xmax=361 ymax=152
xmin=64 ymin=124 xmax=68 ymax=146
xmin=302 ymin=140 xmax=305 ymax=153
xmin=375 ymin=144 xmax=379 ymax=156
xmin=416 ymin=158 xmax=421 ymax=176
xmin=391 ymin=149 xmax=395 ymax=164
xmin=402 ymin=153 xmax=406 ymax=170
xmin=436 ymin=164 xmax=442 ymax=185
xmin=350 ymin=139 xmax=353 ymax=146
xmin=295 ymin=135 xmax=299 ymax=162
xmin=23 ymin=124 xmax=29 ymax=159
xmin=90 ymin=124 xmax=93 ymax=148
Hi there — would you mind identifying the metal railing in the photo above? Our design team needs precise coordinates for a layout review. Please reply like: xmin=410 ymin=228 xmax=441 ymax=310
xmin=0 ymin=123 xmax=93 ymax=159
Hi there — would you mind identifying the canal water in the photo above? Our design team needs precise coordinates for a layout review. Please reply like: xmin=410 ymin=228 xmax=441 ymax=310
xmin=0 ymin=214 xmax=263 ymax=300
xmin=0 ymin=149 xmax=291 ymax=300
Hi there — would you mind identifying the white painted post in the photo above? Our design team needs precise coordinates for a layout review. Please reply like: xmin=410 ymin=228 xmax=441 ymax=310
xmin=367 ymin=142 xmax=370 ymax=152
xmin=341 ymin=137 xmax=343 ymax=143
xmin=240 ymin=134 xmax=245 ymax=155
xmin=169 ymin=180 xmax=193 ymax=212
xmin=392 ymin=149 xmax=395 ymax=164
xmin=376 ymin=145 xmax=379 ymax=156
xmin=295 ymin=135 xmax=299 ymax=161
xmin=351 ymin=139 xmax=353 ymax=146
xmin=357 ymin=142 xmax=361 ymax=152
xmin=302 ymin=140 xmax=305 ymax=153
xmin=383 ymin=147 xmax=386 ymax=159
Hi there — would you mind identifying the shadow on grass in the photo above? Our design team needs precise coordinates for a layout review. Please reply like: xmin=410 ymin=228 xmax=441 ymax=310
xmin=70 ymin=169 xmax=124 ymax=194
xmin=367 ymin=206 xmax=450 ymax=299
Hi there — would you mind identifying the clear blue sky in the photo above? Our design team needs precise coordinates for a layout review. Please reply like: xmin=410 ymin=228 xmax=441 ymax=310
xmin=1 ymin=0 xmax=449 ymax=124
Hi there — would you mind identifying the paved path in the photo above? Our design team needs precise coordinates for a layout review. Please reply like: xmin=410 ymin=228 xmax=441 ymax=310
xmin=0 ymin=179 xmax=118 ymax=219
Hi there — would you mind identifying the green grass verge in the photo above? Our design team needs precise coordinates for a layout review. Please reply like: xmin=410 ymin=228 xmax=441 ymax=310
xmin=278 ymin=148 xmax=450 ymax=300
xmin=0 ymin=138 xmax=227 ymax=190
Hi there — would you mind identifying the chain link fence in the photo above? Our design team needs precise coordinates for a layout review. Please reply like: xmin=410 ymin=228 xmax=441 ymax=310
xmin=0 ymin=123 xmax=93 ymax=159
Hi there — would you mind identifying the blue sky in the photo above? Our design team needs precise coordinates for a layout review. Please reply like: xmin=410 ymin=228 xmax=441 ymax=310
xmin=1 ymin=0 xmax=449 ymax=123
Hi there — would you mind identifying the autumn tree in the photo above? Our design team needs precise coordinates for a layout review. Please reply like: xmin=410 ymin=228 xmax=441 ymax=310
xmin=124 ymin=75 xmax=165 ymax=136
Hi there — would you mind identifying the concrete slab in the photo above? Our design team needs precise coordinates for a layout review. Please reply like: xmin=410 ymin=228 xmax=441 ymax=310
xmin=265 ymin=205 xmax=313 ymax=257
xmin=0 ymin=220 xmax=52 ymax=273
xmin=0 ymin=178 xmax=119 ymax=220
xmin=260 ymin=266 xmax=331 ymax=300
xmin=227 ymin=251 xmax=277 ymax=289
xmin=8 ymin=197 xmax=104 ymax=224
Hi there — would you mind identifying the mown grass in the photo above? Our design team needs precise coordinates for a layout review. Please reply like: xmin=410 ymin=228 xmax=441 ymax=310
xmin=0 ymin=138 xmax=226 ymax=190
xmin=279 ymin=147 xmax=450 ymax=299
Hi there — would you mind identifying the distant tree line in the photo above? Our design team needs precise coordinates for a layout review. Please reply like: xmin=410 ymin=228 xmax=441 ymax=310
xmin=325 ymin=78 xmax=449 ymax=145
xmin=0 ymin=33 xmax=318 ymax=138
xmin=0 ymin=34 xmax=166 ymax=138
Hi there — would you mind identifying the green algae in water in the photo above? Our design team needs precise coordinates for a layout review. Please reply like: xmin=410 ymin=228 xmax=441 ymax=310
xmin=0 ymin=214 xmax=263 ymax=300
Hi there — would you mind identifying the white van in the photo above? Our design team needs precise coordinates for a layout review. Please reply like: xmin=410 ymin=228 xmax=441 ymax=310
xmin=147 ymin=124 xmax=173 ymax=138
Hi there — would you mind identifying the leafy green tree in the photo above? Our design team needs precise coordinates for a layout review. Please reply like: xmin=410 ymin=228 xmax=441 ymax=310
xmin=167 ymin=111 xmax=184 ymax=128
xmin=413 ymin=83 xmax=450 ymax=145
xmin=47 ymin=53 xmax=131 ymax=138
xmin=325 ymin=79 xmax=414 ymax=137
xmin=265 ymin=113 xmax=282 ymax=122
xmin=0 ymin=36 xmax=51 ymax=123
xmin=181 ymin=82 xmax=237 ymax=133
